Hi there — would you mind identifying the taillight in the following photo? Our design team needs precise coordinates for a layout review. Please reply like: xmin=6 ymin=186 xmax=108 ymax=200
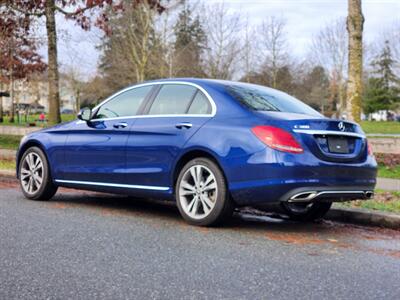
xmin=251 ymin=125 xmax=303 ymax=154
xmin=367 ymin=141 xmax=373 ymax=156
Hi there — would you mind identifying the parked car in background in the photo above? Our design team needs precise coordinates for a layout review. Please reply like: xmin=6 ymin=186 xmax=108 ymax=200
xmin=30 ymin=103 xmax=45 ymax=114
xmin=16 ymin=79 xmax=377 ymax=226
xmin=61 ymin=108 xmax=75 ymax=114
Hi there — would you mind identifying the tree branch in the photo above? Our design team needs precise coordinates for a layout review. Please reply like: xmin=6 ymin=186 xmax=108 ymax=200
xmin=4 ymin=3 xmax=44 ymax=17
xmin=55 ymin=4 xmax=101 ymax=16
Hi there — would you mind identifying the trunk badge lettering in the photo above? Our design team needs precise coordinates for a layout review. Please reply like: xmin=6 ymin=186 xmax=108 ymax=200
xmin=338 ymin=122 xmax=345 ymax=131
xmin=294 ymin=125 xmax=310 ymax=129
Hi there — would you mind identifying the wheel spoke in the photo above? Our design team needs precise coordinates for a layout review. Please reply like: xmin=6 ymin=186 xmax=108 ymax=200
xmin=187 ymin=196 xmax=197 ymax=212
xmin=195 ymin=166 xmax=202 ymax=185
xmin=200 ymin=197 xmax=210 ymax=214
xmin=201 ymin=194 xmax=214 ymax=209
xmin=202 ymin=182 xmax=217 ymax=192
xmin=34 ymin=174 xmax=43 ymax=186
xmin=180 ymin=189 xmax=196 ymax=196
xmin=21 ymin=169 xmax=30 ymax=179
xmin=26 ymin=154 xmax=33 ymax=170
xmin=34 ymin=161 xmax=43 ymax=172
xmin=190 ymin=198 xmax=200 ymax=216
xmin=181 ymin=181 xmax=196 ymax=192
xmin=203 ymin=174 xmax=214 ymax=187
xmin=189 ymin=167 xmax=198 ymax=185
xmin=28 ymin=177 xmax=33 ymax=193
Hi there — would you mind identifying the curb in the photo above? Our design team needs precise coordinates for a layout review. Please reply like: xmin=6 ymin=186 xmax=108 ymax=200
xmin=325 ymin=207 xmax=400 ymax=229
xmin=0 ymin=169 xmax=16 ymax=178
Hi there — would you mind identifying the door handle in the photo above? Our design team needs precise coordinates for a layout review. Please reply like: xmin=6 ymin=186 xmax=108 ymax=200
xmin=113 ymin=122 xmax=128 ymax=129
xmin=175 ymin=122 xmax=192 ymax=129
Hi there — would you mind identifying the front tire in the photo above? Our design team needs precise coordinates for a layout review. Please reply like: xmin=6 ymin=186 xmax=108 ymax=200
xmin=281 ymin=201 xmax=332 ymax=222
xmin=19 ymin=146 xmax=57 ymax=201
xmin=176 ymin=158 xmax=234 ymax=226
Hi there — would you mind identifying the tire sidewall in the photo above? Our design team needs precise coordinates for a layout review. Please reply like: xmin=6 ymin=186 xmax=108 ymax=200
xmin=19 ymin=146 xmax=52 ymax=200
xmin=175 ymin=158 xmax=229 ymax=226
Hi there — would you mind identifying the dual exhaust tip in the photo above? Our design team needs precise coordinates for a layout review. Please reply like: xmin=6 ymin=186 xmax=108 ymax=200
xmin=289 ymin=190 xmax=374 ymax=202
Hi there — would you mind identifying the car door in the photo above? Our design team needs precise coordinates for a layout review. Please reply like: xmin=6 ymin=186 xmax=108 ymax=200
xmin=126 ymin=83 xmax=215 ymax=190
xmin=61 ymin=85 xmax=154 ymax=184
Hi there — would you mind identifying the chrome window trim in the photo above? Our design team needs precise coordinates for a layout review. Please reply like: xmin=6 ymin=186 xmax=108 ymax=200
xmin=55 ymin=179 xmax=169 ymax=191
xmin=293 ymin=129 xmax=365 ymax=139
xmin=76 ymin=114 xmax=212 ymax=124
xmin=89 ymin=81 xmax=217 ymax=122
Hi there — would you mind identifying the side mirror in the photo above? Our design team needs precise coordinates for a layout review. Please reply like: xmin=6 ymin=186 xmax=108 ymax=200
xmin=77 ymin=107 xmax=92 ymax=121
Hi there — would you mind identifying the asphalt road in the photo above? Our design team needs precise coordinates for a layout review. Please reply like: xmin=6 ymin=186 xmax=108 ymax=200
xmin=1 ymin=182 xmax=400 ymax=299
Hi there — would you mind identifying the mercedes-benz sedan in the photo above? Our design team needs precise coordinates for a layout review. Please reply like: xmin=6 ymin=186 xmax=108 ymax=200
xmin=17 ymin=79 xmax=377 ymax=226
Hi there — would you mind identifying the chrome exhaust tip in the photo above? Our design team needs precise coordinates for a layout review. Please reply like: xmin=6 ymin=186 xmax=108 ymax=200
xmin=365 ymin=191 xmax=374 ymax=199
xmin=288 ymin=190 xmax=374 ymax=203
xmin=289 ymin=191 xmax=318 ymax=202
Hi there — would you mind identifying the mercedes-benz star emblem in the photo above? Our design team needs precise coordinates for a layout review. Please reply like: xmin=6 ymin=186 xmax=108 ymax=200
xmin=338 ymin=121 xmax=345 ymax=131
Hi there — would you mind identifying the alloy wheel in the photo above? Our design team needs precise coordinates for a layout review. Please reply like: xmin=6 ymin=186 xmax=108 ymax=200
xmin=178 ymin=165 xmax=218 ymax=220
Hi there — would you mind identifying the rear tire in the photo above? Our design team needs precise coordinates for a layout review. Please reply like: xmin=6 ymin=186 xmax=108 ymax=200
xmin=280 ymin=202 xmax=332 ymax=222
xmin=19 ymin=146 xmax=58 ymax=201
xmin=176 ymin=158 xmax=234 ymax=226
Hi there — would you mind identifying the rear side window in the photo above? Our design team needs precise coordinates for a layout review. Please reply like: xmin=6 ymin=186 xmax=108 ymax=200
xmin=95 ymin=85 xmax=152 ymax=119
xmin=149 ymin=84 xmax=197 ymax=115
xmin=225 ymin=84 xmax=320 ymax=116
xmin=188 ymin=91 xmax=211 ymax=114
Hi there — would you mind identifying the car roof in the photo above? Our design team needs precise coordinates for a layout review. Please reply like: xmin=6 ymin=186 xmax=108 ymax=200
xmin=139 ymin=78 xmax=283 ymax=96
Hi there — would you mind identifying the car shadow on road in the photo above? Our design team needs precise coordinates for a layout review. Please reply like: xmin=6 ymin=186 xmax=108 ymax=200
xmin=48 ymin=189 xmax=400 ymax=242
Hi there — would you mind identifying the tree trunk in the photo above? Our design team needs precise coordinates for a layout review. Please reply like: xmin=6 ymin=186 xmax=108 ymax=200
xmin=0 ymin=81 xmax=3 ymax=123
xmin=346 ymin=0 xmax=364 ymax=122
xmin=75 ymin=91 xmax=80 ymax=114
xmin=45 ymin=0 xmax=61 ymax=124
xmin=9 ymin=61 xmax=14 ymax=123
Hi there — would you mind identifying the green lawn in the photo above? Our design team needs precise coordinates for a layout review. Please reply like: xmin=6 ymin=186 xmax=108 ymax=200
xmin=0 ymin=159 xmax=15 ymax=170
xmin=338 ymin=190 xmax=400 ymax=214
xmin=378 ymin=164 xmax=400 ymax=179
xmin=360 ymin=121 xmax=400 ymax=134
xmin=1 ymin=114 xmax=76 ymax=127
xmin=0 ymin=135 xmax=22 ymax=150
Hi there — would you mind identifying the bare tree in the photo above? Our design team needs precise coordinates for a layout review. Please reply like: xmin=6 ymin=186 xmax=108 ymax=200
xmin=121 ymin=2 xmax=156 ymax=83
xmin=63 ymin=67 xmax=84 ymax=113
xmin=241 ymin=16 xmax=257 ymax=83
xmin=311 ymin=19 xmax=348 ymax=117
xmin=257 ymin=16 xmax=288 ymax=88
xmin=346 ymin=0 xmax=364 ymax=122
xmin=202 ymin=2 xmax=242 ymax=79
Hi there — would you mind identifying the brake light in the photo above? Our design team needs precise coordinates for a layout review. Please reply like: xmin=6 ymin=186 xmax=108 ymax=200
xmin=251 ymin=126 xmax=303 ymax=154
xmin=367 ymin=142 xmax=373 ymax=156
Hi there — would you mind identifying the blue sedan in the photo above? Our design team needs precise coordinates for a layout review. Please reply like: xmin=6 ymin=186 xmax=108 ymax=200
xmin=17 ymin=79 xmax=377 ymax=226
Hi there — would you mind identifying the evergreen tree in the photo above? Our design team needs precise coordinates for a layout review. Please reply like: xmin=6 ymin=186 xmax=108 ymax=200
xmin=173 ymin=5 xmax=206 ymax=77
xmin=364 ymin=41 xmax=400 ymax=114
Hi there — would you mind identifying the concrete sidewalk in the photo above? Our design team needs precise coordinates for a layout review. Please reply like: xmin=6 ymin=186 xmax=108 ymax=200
xmin=0 ymin=149 xmax=16 ymax=160
xmin=376 ymin=177 xmax=400 ymax=192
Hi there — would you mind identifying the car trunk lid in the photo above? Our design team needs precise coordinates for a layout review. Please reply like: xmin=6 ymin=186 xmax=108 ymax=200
xmin=255 ymin=112 xmax=367 ymax=163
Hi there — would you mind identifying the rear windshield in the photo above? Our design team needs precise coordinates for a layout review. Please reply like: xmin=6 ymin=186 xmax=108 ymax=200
xmin=225 ymin=83 xmax=320 ymax=116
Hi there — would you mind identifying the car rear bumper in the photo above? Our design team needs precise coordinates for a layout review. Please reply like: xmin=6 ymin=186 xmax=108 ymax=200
xmin=224 ymin=149 xmax=377 ymax=205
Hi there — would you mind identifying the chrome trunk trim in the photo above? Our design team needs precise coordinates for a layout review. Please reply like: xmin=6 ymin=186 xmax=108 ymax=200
xmin=293 ymin=129 xmax=365 ymax=139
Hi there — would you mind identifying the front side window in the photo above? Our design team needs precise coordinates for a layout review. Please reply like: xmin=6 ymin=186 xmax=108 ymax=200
xmin=95 ymin=85 xmax=152 ymax=119
xmin=149 ymin=84 xmax=197 ymax=115
xmin=225 ymin=83 xmax=321 ymax=117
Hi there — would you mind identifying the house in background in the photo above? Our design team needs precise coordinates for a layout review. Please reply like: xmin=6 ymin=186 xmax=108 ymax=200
xmin=3 ymin=72 xmax=77 ymax=115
